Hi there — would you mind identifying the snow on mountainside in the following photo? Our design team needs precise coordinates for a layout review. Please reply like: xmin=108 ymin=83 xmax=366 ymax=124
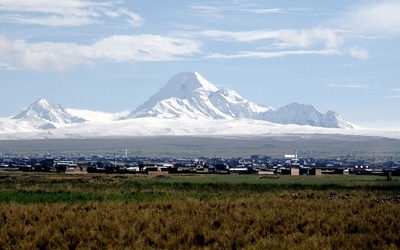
xmin=257 ymin=103 xmax=353 ymax=129
xmin=0 ymin=117 xmax=398 ymax=140
xmin=0 ymin=118 xmax=37 ymax=134
xmin=125 ymin=71 xmax=272 ymax=119
xmin=0 ymin=71 xmax=356 ymax=139
xmin=13 ymin=98 xmax=85 ymax=129
xmin=125 ymin=71 xmax=351 ymax=128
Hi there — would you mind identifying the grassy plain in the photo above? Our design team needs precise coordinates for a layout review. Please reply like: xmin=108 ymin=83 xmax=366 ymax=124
xmin=0 ymin=172 xmax=400 ymax=249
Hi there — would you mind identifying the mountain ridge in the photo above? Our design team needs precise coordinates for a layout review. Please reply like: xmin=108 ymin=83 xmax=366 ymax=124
xmin=0 ymin=71 xmax=353 ymax=139
xmin=124 ymin=71 xmax=352 ymax=128
xmin=256 ymin=102 xmax=351 ymax=128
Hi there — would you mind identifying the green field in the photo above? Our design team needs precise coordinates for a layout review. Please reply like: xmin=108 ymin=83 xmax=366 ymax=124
xmin=0 ymin=172 xmax=400 ymax=249
xmin=1 ymin=172 xmax=400 ymax=202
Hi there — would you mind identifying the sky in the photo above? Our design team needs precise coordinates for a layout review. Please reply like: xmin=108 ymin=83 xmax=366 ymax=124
xmin=0 ymin=0 xmax=400 ymax=128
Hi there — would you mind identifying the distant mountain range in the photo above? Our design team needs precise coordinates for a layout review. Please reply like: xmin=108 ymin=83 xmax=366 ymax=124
xmin=0 ymin=71 xmax=357 ymax=139
xmin=124 ymin=72 xmax=352 ymax=128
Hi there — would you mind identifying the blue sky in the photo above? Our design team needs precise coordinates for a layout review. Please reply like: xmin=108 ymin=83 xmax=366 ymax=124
xmin=0 ymin=0 xmax=400 ymax=128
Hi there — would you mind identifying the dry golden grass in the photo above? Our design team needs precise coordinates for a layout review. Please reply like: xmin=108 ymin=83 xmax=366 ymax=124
xmin=1 ymin=196 xmax=400 ymax=249
xmin=1 ymin=173 xmax=400 ymax=249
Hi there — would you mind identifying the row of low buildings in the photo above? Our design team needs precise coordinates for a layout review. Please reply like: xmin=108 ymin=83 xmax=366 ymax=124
xmin=1 ymin=151 xmax=399 ymax=176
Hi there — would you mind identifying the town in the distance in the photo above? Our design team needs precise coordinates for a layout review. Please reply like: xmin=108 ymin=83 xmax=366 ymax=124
xmin=1 ymin=148 xmax=399 ymax=178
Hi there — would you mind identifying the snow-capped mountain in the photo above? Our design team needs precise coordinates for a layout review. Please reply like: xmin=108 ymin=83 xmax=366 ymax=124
xmin=0 ymin=71 xmax=356 ymax=139
xmin=124 ymin=71 xmax=351 ymax=128
xmin=125 ymin=71 xmax=272 ymax=119
xmin=13 ymin=98 xmax=85 ymax=129
xmin=257 ymin=103 xmax=353 ymax=129
xmin=125 ymin=72 xmax=270 ymax=119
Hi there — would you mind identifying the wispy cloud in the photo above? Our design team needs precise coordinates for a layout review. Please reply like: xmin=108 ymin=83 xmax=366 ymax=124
xmin=0 ymin=62 xmax=15 ymax=70
xmin=0 ymin=35 xmax=201 ymax=70
xmin=189 ymin=5 xmax=225 ymax=19
xmin=326 ymin=84 xmax=368 ymax=89
xmin=195 ymin=27 xmax=367 ymax=60
xmin=114 ymin=8 xmax=143 ymax=27
xmin=341 ymin=0 xmax=400 ymax=34
xmin=348 ymin=46 xmax=369 ymax=60
xmin=379 ymin=89 xmax=400 ymax=99
xmin=207 ymin=49 xmax=339 ymax=59
xmin=199 ymin=28 xmax=343 ymax=50
xmin=0 ymin=0 xmax=143 ymax=27
xmin=189 ymin=4 xmax=285 ymax=19
xmin=242 ymin=8 xmax=284 ymax=14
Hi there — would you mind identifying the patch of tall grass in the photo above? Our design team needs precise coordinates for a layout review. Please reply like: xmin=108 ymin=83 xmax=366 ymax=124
xmin=0 ymin=190 xmax=170 ymax=204
xmin=1 ymin=173 xmax=400 ymax=248
xmin=0 ymin=173 xmax=399 ymax=204
xmin=1 ymin=197 xmax=400 ymax=249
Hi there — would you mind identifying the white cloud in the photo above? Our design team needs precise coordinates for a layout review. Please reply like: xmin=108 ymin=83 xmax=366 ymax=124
xmin=0 ymin=0 xmax=143 ymax=27
xmin=275 ymin=29 xmax=343 ymax=49
xmin=189 ymin=5 xmax=225 ymax=19
xmin=0 ymin=35 xmax=201 ymax=70
xmin=117 ymin=8 xmax=144 ymax=27
xmin=342 ymin=0 xmax=400 ymax=34
xmin=190 ymin=3 xmax=285 ymax=14
xmin=0 ymin=0 xmax=103 ymax=13
xmin=326 ymin=84 xmax=368 ymax=89
xmin=381 ymin=89 xmax=400 ymax=99
xmin=348 ymin=46 xmax=369 ymax=60
xmin=0 ymin=35 xmax=13 ymax=55
xmin=197 ymin=27 xmax=347 ymax=60
xmin=190 ymin=5 xmax=221 ymax=13
xmin=206 ymin=49 xmax=339 ymax=59
xmin=244 ymin=8 xmax=283 ymax=14
xmin=189 ymin=4 xmax=285 ymax=19
xmin=0 ymin=14 xmax=96 ymax=26
xmin=89 ymin=35 xmax=201 ymax=62
xmin=200 ymin=28 xmax=343 ymax=49
xmin=66 ymin=108 xmax=130 ymax=122
xmin=0 ymin=62 xmax=15 ymax=70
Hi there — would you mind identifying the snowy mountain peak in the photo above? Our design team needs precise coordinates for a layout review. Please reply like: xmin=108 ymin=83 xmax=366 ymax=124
xmin=15 ymin=98 xmax=53 ymax=117
xmin=13 ymin=98 xmax=86 ymax=125
xmin=125 ymin=71 xmax=271 ymax=119
xmin=133 ymin=71 xmax=218 ymax=114
xmin=124 ymin=72 xmax=351 ymax=128
xmin=193 ymin=72 xmax=218 ymax=91
xmin=163 ymin=71 xmax=218 ymax=95
xmin=35 ymin=98 xmax=52 ymax=109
